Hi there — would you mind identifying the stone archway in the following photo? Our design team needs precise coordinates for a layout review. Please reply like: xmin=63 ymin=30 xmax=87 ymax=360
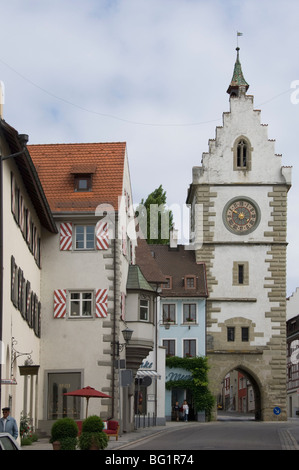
xmin=207 ymin=355 xmax=267 ymax=421
xmin=217 ymin=366 xmax=262 ymax=420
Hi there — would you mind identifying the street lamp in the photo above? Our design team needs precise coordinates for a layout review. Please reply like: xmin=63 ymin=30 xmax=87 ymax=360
xmin=113 ymin=327 xmax=133 ymax=356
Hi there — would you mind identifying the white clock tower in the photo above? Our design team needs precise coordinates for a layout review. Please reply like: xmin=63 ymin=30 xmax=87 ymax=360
xmin=187 ymin=48 xmax=292 ymax=420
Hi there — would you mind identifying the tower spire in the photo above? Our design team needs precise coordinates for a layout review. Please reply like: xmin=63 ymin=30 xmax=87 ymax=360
xmin=227 ymin=47 xmax=249 ymax=97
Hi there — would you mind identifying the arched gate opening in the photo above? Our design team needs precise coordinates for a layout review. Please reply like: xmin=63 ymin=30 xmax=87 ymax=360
xmin=217 ymin=367 xmax=262 ymax=421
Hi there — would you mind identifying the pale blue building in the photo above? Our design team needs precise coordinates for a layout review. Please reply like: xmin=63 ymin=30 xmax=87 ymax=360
xmin=149 ymin=243 xmax=208 ymax=421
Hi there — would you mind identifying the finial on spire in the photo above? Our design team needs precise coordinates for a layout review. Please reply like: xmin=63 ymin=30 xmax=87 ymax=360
xmin=227 ymin=43 xmax=249 ymax=97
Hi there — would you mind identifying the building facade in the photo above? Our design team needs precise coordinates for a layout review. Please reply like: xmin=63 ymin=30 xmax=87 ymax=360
xmin=186 ymin=48 xmax=292 ymax=421
xmin=26 ymin=142 xmax=156 ymax=433
xmin=0 ymin=119 xmax=57 ymax=434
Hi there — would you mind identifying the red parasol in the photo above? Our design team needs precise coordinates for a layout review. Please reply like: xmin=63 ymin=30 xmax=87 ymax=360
xmin=64 ymin=386 xmax=111 ymax=418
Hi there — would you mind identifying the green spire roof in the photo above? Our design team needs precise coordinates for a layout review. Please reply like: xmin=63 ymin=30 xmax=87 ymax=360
xmin=227 ymin=47 xmax=249 ymax=96
xmin=126 ymin=265 xmax=154 ymax=292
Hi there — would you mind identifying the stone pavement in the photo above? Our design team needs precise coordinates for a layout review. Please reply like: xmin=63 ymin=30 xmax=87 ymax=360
xmin=21 ymin=421 xmax=192 ymax=451
xmin=21 ymin=417 xmax=299 ymax=451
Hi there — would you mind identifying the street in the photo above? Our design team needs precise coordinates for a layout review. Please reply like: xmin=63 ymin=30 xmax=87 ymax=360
xmin=117 ymin=417 xmax=299 ymax=451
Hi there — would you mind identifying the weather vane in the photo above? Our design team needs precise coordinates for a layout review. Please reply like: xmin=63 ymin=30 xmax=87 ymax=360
xmin=237 ymin=31 xmax=243 ymax=48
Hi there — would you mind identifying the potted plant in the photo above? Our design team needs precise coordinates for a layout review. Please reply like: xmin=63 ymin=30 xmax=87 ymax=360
xmin=50 ymin=417 xmax=78 ymax=450
xmin=78 ymin=415 xmax=108 ymax=450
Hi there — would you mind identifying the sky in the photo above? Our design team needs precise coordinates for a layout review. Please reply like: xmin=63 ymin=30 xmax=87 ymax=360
xmin=0 ymin=0 xmax=299 ymax=297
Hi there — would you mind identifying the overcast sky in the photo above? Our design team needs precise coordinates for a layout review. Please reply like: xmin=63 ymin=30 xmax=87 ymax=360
xmin=0 ymin=0 xmax=299 ymax=297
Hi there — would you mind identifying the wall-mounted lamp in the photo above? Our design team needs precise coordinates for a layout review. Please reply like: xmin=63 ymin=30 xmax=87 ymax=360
xmin=112 ymin=327 xmax=133 ymax=356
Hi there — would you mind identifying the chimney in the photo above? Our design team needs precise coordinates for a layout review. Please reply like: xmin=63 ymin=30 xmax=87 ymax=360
xmin=169 ymin=226 xmax=178 ymax=248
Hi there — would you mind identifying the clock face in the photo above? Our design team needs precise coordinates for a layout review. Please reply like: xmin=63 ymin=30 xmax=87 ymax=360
xmin=224 ymin=198 xmax=260 ymax=234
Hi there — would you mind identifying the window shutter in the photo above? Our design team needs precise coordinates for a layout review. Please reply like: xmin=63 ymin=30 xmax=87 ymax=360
xmin=26 ymin=210 xmax=31 ymax=246
xmin=11 ymin=173 xmax=16 ymax=216
xmin=54 ymin=289 xmax=67 ymax=318
xmin=26 ymin=281 xmax=31 ymax=324
xmin=19 ymin=196 xmax=25 ymax=234
xmin=59 ymin=223 xmax=73 ymax=251
xmin=95 ymin=289 xmax=108 ymax=318
xmin=96 ymin=221 xmax=109 ymax=250
xmin=11 ymin=256 xmax=16 ymax=303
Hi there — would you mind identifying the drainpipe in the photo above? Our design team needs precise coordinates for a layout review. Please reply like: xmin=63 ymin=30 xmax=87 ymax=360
xmin=112 ymin=235 xmax=116 ymax=418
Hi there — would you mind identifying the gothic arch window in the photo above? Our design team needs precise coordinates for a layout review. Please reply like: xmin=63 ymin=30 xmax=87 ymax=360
xmin=233 ymin=137 xmax=252 ymax=171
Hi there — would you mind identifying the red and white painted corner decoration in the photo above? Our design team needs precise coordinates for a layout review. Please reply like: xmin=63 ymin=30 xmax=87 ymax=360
xmin=95 ymin=289 xmax=108 ymax=318
xmin=96 ymin=221 xmax=109 ymax=250
xmin=59 ymin=222 xmax=73 ymax=251
xmin=54 ymin=289 xmax=67 ymax=318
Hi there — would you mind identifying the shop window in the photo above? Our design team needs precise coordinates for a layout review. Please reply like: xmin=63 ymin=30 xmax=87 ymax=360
xmin=47 ymin=372 xmax=81 ymax=419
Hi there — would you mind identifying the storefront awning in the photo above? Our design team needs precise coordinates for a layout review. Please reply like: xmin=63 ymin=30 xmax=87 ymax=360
xmin=136 ymin=370 xmax=161 ymax=380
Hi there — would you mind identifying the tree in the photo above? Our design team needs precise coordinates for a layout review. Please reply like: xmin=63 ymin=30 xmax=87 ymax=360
xmin=136 ymin=185 xmax=173 ymax=244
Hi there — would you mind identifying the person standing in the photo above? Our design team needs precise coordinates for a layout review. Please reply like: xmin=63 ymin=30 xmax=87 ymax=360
xmin=183 ymin=400 xmax=189 ymax=422
xmin=0 ymin=407 xmax=18 ymax=440
xmin=173 ymin=401 xmax=180 ymax=421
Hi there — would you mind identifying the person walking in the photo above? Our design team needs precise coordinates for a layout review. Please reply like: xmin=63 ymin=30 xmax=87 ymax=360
xmin=0 ymin=407 xmax=18 ymax=440
xmin=183 ymin=400 xmax=189 ymax=422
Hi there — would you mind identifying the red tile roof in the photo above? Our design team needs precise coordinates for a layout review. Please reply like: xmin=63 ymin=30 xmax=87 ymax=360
xmin=28 ymin=142 xmax=126 ymax=213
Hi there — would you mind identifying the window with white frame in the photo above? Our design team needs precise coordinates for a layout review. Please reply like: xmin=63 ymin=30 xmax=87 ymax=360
xmin=183 ymin=339 xmax=196 ymax=358
xmin=162 ymin=304 xmax=176 ymax=323
xmin=139 ymin=298 xmax=149 ymax=321
xmin=162 ymin=339 xmax=175 ymax=357
xmin=69 ymin=291 xmax=93 ymax=317
xmin=183 ymin=304 xmax=196 ymax=323
xmin=75 ymin=225 xmax=95 ymax=250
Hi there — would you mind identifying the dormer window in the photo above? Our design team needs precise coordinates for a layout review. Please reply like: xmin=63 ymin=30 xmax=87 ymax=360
xmin=184 ymin=275 xmax=196 ymax=289
xmin=74 ymin=175 xmax=92 ymax=192
xmin=162 ymin=276 xmax=172 ymax=289
xmin=71 ymin=165 xmax=96 ymax=192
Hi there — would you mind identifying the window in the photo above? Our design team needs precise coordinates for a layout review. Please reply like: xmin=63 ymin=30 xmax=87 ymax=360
xmin=227 ymin=327 xmax=235 ymax=342
xmin=162 ymin=276 xmax=172 ymax=289
xmin=184 ymin=275 xmax=196 ymax=289
xmin=75 ymin=225 xmax=95 ymax=250
xmin=233 ymin=137 xmax=251 ymax=171
xmin=237 ymin=140 xmax=247 ymax=168
xmin=70 ymin=292 xmax=93 ymax=317
xmin=183 ymin=339 xmax=196 ymax=358
xmin=74 ymin=175 xmax=92 ymax=192
xmin=163 ymin=339 xmax=175 ymax=357
xmin=162 ymin=304 xmax=176 ymax=323
xmin=233 ymin=261 xmax=249 ymax=286
xmin=47 ymin=372 xmax=81 ymax=420
xmin=183 ymin=304 xmax=196 ymax=323
xmin=242 ymin=327 xmax=249 ymax=342
xmin=140 ymin=298 xmax=149 ymax=321
xmin=238 ymin=264 xmax=244 ymax=284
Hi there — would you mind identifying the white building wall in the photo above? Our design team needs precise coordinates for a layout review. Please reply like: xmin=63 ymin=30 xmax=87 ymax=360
xmin=1 ymin=157 xmax=42 ymax=439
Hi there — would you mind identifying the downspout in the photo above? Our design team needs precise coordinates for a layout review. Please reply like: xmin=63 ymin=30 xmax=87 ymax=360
xmin=112 ymin=236 xmax=116 ymax=418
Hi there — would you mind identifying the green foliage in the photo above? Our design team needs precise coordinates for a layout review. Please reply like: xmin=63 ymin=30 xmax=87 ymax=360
xmin=136 ymin=184 xmax=174 ymax=244
xmin=78 ymin=415 xmax=108 ymax=450
xmin=166 ymin=356 xmax=215 ymax=419
xmin=50 ymin=417 xmax=78 ymax=450
xmin=20 ymin=412 xmax=39 ymax=446
xmin=81 ymin=415 xmax=104 ymax=433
